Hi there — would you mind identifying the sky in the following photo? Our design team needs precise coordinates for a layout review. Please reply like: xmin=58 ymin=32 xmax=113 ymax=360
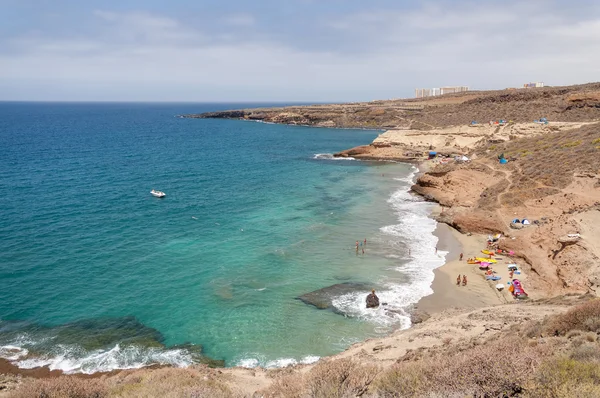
xmin=1 ymin=0 xmax=599 ymax=102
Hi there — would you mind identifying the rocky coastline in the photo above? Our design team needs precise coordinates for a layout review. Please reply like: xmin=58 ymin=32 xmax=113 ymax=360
xmin=4 ymin=83 xmax=600 ymax=397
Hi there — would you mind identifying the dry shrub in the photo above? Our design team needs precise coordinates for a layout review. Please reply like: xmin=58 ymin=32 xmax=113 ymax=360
xmin=570 ymin=344 xmax=600 ymax=363
xmin=374 ymin=337 xmax=551 ymax=397
xmin=261 ymin=372 xmax=305 ymax=398
xmin=566 ymin=330 xmax=583 ymax=339
xmin=373 ymin=361 xmax=431 ymax=397
xmin=522 ymin=320 xmax=544 ymax=338
xmin=584 ymin=316 xmax=600 ymax=332
xmin=586 ymin=333 xmax=598 ymax=343
xmin=545 ymin=299 xmax=600 ymax=335
xmin=9 ymin=377 xmax=107 ymax=398
xmin=261 ymin=359 xmax=379 ymax=398
xmin=527 ymin=358 xmax=600 ymax=397
xmin=305 ymin=359 xmax=379 ymax=398
xmin=106 ymin=367 xmax=237 ymax=398
xmin=572 ymin=336 xmax=588 ymax=348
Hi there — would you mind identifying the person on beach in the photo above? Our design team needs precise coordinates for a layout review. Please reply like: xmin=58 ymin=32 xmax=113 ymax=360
xmin=356 ymin=241 xmax=359 ymax=251
xmin=364 ymin=238 xmax=367 ymax=246
xmin=462 ymin=275 xmax=468 ymax=286
xmin=366 ymin=289 xmax=380 ymax=308
xmin=456 ymin=275 xmax=461 ymax=286
xmin=459 ymin=252 xmax=463 ymax=261
xmin=362 ymin=248 xmax=365 ymax=255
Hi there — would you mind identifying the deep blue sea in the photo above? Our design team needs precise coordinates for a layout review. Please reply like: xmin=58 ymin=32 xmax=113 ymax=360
xmin=0 ymin=102 xmax=445 ymax=373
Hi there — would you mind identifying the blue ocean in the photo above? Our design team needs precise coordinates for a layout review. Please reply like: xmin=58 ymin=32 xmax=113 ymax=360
xmin=0 ymin=102 xmax=444 ymax=373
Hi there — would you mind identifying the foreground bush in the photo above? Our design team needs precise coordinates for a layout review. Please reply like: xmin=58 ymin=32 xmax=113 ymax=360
xmin=9 ymin=367 xmax=238 ymax=398
xmin=374 ymin=337 xmax=551 ymax=397
xmin=9 ymin=376 xmax=108 ymax=398
xmin=262 ymin=358 xmax=379 ymax=398
xmin=545 ymin=299 xmax=600 ymax=335
xmin=527 ymin=357 xmax=600 ymax=398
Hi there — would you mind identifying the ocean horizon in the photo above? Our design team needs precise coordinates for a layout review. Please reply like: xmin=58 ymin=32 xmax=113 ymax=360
xmin=0 ymin=102 xmax=445 ymax=373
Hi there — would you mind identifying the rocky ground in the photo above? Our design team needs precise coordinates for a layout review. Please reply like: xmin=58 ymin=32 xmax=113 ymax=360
xmin=183 ymin=83 xmax=600 ymax=130
xmin=412 ymin=122 xmax=600 ymax=298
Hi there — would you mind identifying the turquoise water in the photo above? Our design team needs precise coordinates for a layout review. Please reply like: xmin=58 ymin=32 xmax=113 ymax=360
xmin=0 ymin=102 xmax=443 ymax=372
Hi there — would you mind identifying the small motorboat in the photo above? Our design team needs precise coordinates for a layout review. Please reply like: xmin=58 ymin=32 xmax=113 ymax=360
xmin=151 ymin=189 xmax=166 ymax=198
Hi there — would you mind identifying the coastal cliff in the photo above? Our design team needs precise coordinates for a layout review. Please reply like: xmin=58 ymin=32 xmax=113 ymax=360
xmin=5 ymin=84 xmax=600 ymax=397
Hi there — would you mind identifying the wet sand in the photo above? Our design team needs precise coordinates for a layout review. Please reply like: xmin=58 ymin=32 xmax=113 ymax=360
xmin=417 ymin=217 xmax=510 ymax=314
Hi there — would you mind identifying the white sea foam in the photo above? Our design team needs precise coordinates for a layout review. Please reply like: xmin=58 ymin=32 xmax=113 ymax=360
xmin=0 ymin=345 xmax=29 ymax=361
xmin=313 ymin=153 xmax=355 ymax=161
xmin=331 ymin=165 xmax=447 ymax=329
xmin=11 ymin=344 xmax=194 ymax=374
xmin=236 ymin=355 xmax=320 ymax=368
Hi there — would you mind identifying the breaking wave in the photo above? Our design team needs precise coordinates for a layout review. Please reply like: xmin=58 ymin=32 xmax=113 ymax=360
xmin=331 ymin=166 xmax=448 ymax=329
xmin=313 ymin=153 xmax=355 ymax=160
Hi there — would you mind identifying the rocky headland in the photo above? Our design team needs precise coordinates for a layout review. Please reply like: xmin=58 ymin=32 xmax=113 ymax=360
xmin=5 ymin=83 xmax=600 ymax=397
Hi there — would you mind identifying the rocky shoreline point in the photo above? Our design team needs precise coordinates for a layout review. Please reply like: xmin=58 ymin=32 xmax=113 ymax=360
xmin=5 ymin=83 xmax=600 ymax=397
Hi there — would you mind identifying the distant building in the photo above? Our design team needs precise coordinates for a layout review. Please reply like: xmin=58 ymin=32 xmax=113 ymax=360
xmin=523 ymin=82 xmax=544 ymax=88
xmin=415 ymin=86 xmax=469 ymax=98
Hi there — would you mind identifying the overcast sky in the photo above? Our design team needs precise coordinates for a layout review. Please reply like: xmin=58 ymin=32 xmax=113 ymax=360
xmin=1 ymin=0 xmax=599 ymax=102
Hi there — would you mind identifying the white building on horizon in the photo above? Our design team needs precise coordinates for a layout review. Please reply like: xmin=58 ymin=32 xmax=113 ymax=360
xmin=415 ymin=86 xmax=469 ymax=98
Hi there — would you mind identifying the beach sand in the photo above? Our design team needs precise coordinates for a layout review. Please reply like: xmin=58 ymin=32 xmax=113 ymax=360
xmin=417 ymin=206 xmax=534 ymax=315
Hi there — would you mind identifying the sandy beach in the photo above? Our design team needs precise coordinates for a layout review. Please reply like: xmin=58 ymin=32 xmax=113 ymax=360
xmin=418 ymin=205 xmax=536 ymax=315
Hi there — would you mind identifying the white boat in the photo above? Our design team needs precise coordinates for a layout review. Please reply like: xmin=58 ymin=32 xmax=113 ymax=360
xmin=151 ymin=189 xmax=166 ymax=198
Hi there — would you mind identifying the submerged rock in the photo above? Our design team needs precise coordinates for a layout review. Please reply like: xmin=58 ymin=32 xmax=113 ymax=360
xmin=171 ymin=343 xmax=225 ymax=368
xmin=296 ymin=282 xmax=373 ymax=312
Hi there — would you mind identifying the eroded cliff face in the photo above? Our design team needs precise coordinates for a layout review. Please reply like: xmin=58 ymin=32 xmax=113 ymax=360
xmin=411 ymin=123 xmax=600 ymax=297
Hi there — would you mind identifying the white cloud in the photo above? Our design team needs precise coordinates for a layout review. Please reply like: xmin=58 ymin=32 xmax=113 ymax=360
xmin=1 ymin=3 xmax=600 ymax=101
xmin=223 ymin=14 xmax=256 ymax=27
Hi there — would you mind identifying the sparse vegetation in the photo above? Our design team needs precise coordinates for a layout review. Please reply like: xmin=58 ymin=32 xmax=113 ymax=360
xmin=545 ymin=299 xmax=600 ymax=336
xmin=562 ymin=140 xmax=582 ymax=148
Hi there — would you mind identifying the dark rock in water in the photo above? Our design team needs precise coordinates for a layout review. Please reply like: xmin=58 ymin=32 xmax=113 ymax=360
xmin=296 ymin=282 xmax=373 ymax=312
xmin=52 ymin=316 xmax=165 ymax=350
xmin=366 ymin=292 xmax=380 ymax=308
xmin=410 ymin=309 xmax=431 ymax=324
xmin=171 ymin=343 xmax=225 ymax=368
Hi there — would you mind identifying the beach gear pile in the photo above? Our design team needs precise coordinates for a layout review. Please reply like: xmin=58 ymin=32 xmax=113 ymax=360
xmin=465 ymin=235 xmax=529 ymax=299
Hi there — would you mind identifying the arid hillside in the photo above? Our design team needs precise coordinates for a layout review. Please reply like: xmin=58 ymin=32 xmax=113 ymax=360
xmin=184 ymin=83 xmax=600 ymax=130
xmin=412 ymin=122 xmax=600 ymax=297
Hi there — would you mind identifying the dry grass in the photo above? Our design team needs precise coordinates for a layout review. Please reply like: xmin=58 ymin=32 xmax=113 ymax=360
xmin=490 ymin=123 xmax=600 ymax=190
xmin=9 ymin=377 xmax=108 ymax=398
xmin=526 ymin=357 xmax=600 ymax=398
xmin=374 ymin=337 xmax=552 ymax=397
xmin=8 ymin=367 xmax=239 ymax=398
xmin=261 ymin=358 xmax=379 ymax=398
